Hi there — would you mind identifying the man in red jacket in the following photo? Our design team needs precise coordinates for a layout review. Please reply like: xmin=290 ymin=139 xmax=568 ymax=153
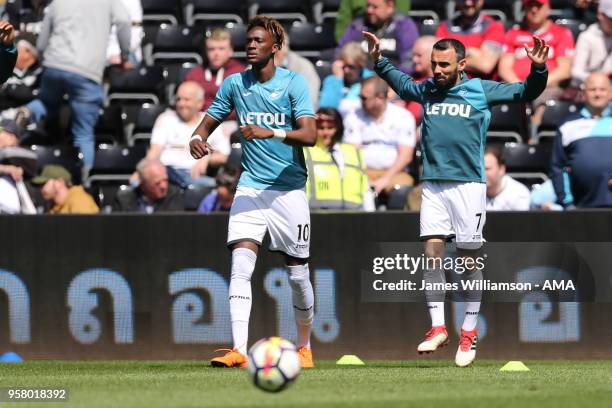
xmin=185 ymin=28 xmax=245 ymax=115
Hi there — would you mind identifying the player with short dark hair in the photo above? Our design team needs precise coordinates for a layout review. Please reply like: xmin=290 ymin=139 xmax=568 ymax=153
xmin=363 ymin=31 xmax=549 ymax=366
xmin=190 ymin=16 xmax=317 ymax=369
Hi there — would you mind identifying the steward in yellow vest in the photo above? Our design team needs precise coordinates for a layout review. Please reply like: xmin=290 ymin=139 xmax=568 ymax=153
xmin=304 ymin=142 xmax=369 ymax=210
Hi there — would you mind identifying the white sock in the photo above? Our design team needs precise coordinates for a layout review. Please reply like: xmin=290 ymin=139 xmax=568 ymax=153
xmin=287 ymin=263 xmax=314 ymax=349
xmin=229 ymin=248 xmax=257 ymax=355
xmin=462 ymin=302 xmax=480 ymax=331
xmin=427 ymin=302 xmax=445 ymax=327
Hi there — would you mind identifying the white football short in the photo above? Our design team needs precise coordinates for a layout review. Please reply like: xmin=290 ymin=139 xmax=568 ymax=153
xmin=227 ymin=186 xmax=311 ymax=259
xmin=420 ymin=181 xmax=486 ymax=249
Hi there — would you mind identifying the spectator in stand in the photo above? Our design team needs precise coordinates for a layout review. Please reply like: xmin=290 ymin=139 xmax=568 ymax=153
xmin=435 ymin=0 xmax=505 ymax=79
xmin=0 ymin=119 xmax=37 ymax=214
xmin=499 ymin=0 xmax=574 ymax=127
xmin=15 ymin=0 xmax=132 ymax=177
xmin=33 ymin=164 xmax=99 ymax=214
xmin=571 ymin=0 xmax=612 ymax=85
xmin=551 ymin=71 xmax=612 ymax=208
xmin=0 ymin=33 xmax=42 ymax=110
xmin=107 ymin=0 xmax=143 ymax=66
xmin=484 ymin=147 xmax=531 ymax=211
xmin=304 ymin=107 xmax=374 ymax=211
xmin=344 ymin=76 xmax=416 ymax=194
xmin=197 ymin=166 xmax=239 ymax=213
xmin=2 ymin=0 xmax=50 ymax=35
xmin=114 ymin=158 xmax=184 ymax=213
xmin=274 ymin=31 xmax=320 ymax=110
xmin=320 ymin=42 xmax=374 ymax=116
xmin=405 ymin=35 xmax=436 ymax=124
xmin=185 ymin=28 xmax=246 ymax=116
xmin=337 ymin=0 xmax=419 ymax=72
xmin=335 ymin=0 xmax=411 ymax=42
xmin=0 ymin=20 xmax=17 ymax=85
xmin=144 ymin=81 xmax=231 ymax=189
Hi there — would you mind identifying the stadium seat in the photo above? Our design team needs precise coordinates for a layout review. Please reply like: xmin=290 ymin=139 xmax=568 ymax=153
xmin=107 ymin=66 xmax=167 ymax=105
xmin=536 ymin=100 xmax=581 ymax=141
xmin=482 ymin=0 xmax=514 ymax=23
xmin=503 ymin=142 xmax=551 ymax=173
xmin=94 ymin=105 xmax=126 ymax=145
xmin=30 ymin=145 xmax=83 ymax=184
xmin=487 ymin=103 xmax=528 ymax=143
xmin=142 ymin=0 xmax=182 ymax=25
xmin=184 ymin=184 xmax=214 ymax=211
xmin=149 ymin=24 xmax=204 ymax=66
xmin=163 ymin=62 xmax=199 ymax=103
xmin=554 ymin=18 xmax=588 ymax=41
xmin=288 ymin=22 xmax=336 ymax=59
xmin=227 ymin=144 xmax=242 ymax=169
xmin=224 ymin=22 xmax=248 ymax=58
xmin=184 ymin=0 xmax=245 ymax=26
xmin=409 ymin=0 xmax=447 ymax=22
xmin=248 ymin=0 xmax=309 ymax=24
xmin=89 ymin=144 xmax=147 ymax=182
xmin=507 ymin=172 xmax=549 ymax=190
xmin=124 ymin=103 xmax=168 ymax=144
xmin=312 ymin=0 xmax=341 ymax=24
xmin=387 ymin=185 xmax=412 ymax=210
xmin=314 ymin=60 xmax=332 ymax=83
xmin=90 ymin=181 xmax=130 ymax=213
xmin=417 ymin=19 xmax=439 ymax=36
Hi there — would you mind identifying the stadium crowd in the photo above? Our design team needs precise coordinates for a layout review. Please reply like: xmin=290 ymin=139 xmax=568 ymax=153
xmin=0 ymin=0 xmax=610 ymax=214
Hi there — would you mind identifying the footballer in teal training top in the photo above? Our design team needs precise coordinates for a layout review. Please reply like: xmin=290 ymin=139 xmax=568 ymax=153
xmin=363 ymin=31 xmax=549 ymax=367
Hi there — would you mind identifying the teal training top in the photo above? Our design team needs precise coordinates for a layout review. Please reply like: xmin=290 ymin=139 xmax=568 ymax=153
xmin=207 ymin=67 xmax=315 ymax=191
xmin=374 ymin=57 xmax=548 ymax=183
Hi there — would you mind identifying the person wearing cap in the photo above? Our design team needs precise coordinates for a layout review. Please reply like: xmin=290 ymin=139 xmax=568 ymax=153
xmin=571 ymin=0 xmax=612 ymax=84
xmin=33 ymin=164 xmax=99 ymax=214
xmin=0 ymin=33 xmax=42 ymax=110
xmin=0 ymin=20 xmax=17 ymax=85
xmin=499 ymin=0 xmax=575 ymax=129
xmin=435 ymin=0 xmax=505 ymax=79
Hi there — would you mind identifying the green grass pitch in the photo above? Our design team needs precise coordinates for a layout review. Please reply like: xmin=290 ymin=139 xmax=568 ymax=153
xmin=1 ymin=360 xmax=611 ymax=407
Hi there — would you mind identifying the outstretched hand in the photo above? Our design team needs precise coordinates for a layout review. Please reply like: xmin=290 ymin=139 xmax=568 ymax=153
xmin=524 ymin=36 xmax=549 ymax=69
xmin=362 ymin=31 xmax=381 ymax=61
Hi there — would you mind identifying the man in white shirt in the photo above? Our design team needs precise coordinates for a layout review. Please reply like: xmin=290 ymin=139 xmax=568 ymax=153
xmin=146 ymin=81 xmax=232 ymax=188
xmin=485 ymin=147 xmax=531 ymax=211
xmin=343 ymin=76 xmax=416 ymax=194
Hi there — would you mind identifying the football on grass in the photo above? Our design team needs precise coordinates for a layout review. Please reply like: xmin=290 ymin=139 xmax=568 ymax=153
xmin=247 ymin=336 xmax=301 ymax=392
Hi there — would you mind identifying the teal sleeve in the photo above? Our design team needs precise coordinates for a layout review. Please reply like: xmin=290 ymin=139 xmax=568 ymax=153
xmin=206 ymin=75 xmax=235 ymax=122
xmin=289 ymin=73 xmax=315 ymax=119
xmin=482 ymin=64 xmax=548 ymax=105
xmin=0 ymin=44 xmax=17 ymax=85
xmin=373 ymin=57 xmax=424 ymax=103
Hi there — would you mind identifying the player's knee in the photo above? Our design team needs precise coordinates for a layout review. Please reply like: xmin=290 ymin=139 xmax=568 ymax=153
xmin=288 ymin=265 xmax=310 ymax=285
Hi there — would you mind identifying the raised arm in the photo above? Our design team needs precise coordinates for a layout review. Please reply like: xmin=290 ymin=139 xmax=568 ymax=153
xmin=363 ymin=31 xmax=423 ymax=102
xmin=484 ymin=36 xmax=549 ymax=105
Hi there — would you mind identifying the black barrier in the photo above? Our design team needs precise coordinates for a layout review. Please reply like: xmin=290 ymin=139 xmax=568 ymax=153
xmin=0 ymin=211 xmax=612 ymax=360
